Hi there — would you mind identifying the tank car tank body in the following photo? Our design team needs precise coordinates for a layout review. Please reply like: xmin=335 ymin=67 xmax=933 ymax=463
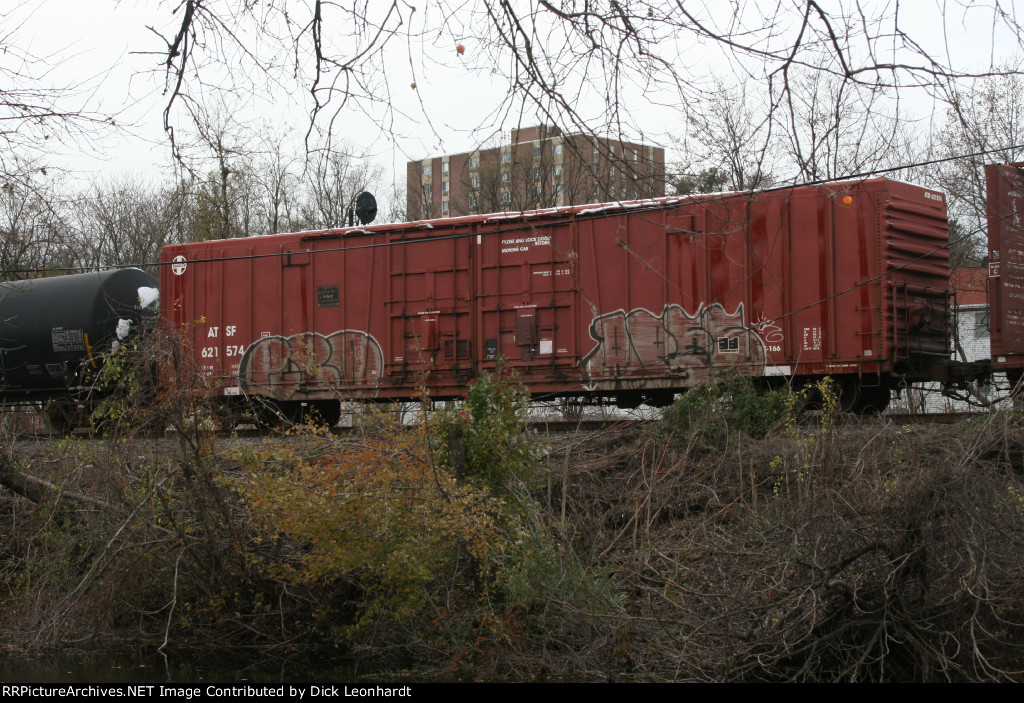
xmin=0 ymin=268 xmax=159 ymax=427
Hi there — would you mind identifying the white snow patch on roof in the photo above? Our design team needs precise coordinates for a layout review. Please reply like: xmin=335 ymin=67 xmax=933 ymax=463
xmin=622 ymin=199 xmax=670 ymax=209
xmin=578 ymin=205 xmax=617 ymax=215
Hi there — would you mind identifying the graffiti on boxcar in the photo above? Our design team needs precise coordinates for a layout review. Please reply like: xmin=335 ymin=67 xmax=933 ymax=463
xmin=750 ymin=313 xmax=784 ymax=343
xmin=579 ymin=303 xmax=766 ymax=390
xmin=238 ymin=330 xmax=384 ymax=399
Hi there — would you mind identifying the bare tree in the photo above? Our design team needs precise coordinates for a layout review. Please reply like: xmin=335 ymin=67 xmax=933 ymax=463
xmin=75 ymin=178 xmax=169 ymax=272
xmin=928 ymin=69 xmax=1024 ymax=265
xmin=0 ymin=8 xmax=115 ymax=187
xmin=183 ymin=111 xmax=256 ymax=240
xmin=459 ymin=150 xmax=503 ymax=215
xmin=382 ymin=178 xmax=408 ymax=224
xmin=0 ymin=167 xmax=73 ymax=279
xmin=298 ymin=145 xmax=384 ymax=230
xmin=144 ymin=2 xmax=1024 ymax=162
xmin=253 ymin=132 xmax=303 ymax=235
xmin=676 ymin=80 xmax=775 ymax=193
xmin=776 ymin=64 xmax=918 ymax=183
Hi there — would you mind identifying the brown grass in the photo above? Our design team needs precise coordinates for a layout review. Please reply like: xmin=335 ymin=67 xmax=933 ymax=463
xmin=0 ymin=403 xmax=1022 ymax=681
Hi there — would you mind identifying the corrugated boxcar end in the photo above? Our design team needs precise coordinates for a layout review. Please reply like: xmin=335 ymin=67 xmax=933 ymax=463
xmin=880 ymin=180 xmax=954 ymax=374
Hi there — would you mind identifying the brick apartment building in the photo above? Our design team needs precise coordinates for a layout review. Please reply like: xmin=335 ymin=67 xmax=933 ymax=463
xmin=406 ymin=125 xmax=666 ymax=221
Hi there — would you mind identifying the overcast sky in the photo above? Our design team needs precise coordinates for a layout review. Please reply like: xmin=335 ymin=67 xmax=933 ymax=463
xmin=10 ymin=0 xmax=1024 ymax=191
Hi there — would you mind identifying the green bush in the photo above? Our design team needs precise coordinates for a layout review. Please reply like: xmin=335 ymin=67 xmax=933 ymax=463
xmin=662 ymin=374 xmax=790 ymax=446
xmin=436 ymin=358 xmax=542 ymax=492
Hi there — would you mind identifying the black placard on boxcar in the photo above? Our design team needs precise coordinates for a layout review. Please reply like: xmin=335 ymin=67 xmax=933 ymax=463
xmin=484 ymin=338 xmax=498 ymax=359
xmin=317 ymin=285 xmax=340 ymax=308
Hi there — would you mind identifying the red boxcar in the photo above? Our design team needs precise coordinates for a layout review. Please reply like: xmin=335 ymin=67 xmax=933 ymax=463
xmin=986 ymin=162 xmax=1024 ymax=389
xmin=160 ymin=176 xmax=952 ymax=421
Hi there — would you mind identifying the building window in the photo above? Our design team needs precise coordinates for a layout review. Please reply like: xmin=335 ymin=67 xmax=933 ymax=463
xmin=470 ymin=154 xmax=480 ymax=169
xmin=501 ymin=190 xmax=511 ymax=204
xmin=442 ymin=180 xmax=449 ymax=195
xmin=533 ymin=144 xmax=542 ymax=159
xmin=442 ymin=161 xmax=449 ymax=174
xmin=469 ymin=195 xmax=479 ymax=210
xmin=553 ymin=183 xmax=563 ymax=197
xmin=609 ymin=144 xmax=616 ymax=157
xmin=421 ymin=203 xmax=429 ymax=217
xmin=632 ymin=148 xmax=639 ymax=161
xmin=553 ymin=164 xmax=563 ymax=178
xmin=593 ymin=144 xmax=599 ymax=161
xmin=533 ymin=167 xmax=540 ymax=180
xmin=501 ymin=172 xmax=510 ymax=185
xmin=421 ymin=185 xmax=431 ymax=199
xmin=501 ymin=150 xmax=511 ymax=164
xmin=534 ymin=184 xmax=543 ymax=197
xmin=975 ymin=310 xmax=991 ymax=339
xmin=422 ymin=161 xmax=431 ymax=176
xmin=610 ymin=165 xmax=616 ymax=178
xmin=553 ymin=143 xmax=563 ymax=156
xmin=592 ymin=163 xmax=599 ymax=175
xmin=442 ymin=200 xmax=449 ymax=214
xmin=470 ymin=175 xmax=480 ymax=188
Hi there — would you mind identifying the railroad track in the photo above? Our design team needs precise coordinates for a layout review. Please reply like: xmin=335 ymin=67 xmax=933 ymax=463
xmin=0 ymin=409 xmax=996 ymax=442
xmin=527 ymin=412 xmax=986 ymax=433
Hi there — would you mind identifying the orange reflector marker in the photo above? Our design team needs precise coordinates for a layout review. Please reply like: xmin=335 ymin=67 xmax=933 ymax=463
xmin=84 ymin=332 xmax=96 ymax=369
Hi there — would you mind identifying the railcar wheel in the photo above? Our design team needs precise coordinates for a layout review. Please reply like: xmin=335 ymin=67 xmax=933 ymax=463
xmin=43 ymin=401 xmax=77 ymax=435
xmin=253 ymin=400 xmax=341 ymax=428
xmin=836 ymin=377 xmax=861 ymax=414
xmin=850 ymin=386 xmax=890 ymax=415
xmin=559 ymin=397 xmax=585 ymax=421
xmin=308 ymin=401 xmax=342 ymax=427
xmin=213 ymin=400 xmax=242 ymax=432
xmin=614 ymin=393 xmax=643 ymax=410
xmin=241 ymin=398 xmax=288 ymax=430
xmin=277 ymin=401 xmax=306 ymax=426
xmin=1008 ymin=369 xmax=1024 ymax=396
xmin=836 ymin=378 xmax=890 ymax=415
xmin=644 ymin=391 xmax=676 ymax=408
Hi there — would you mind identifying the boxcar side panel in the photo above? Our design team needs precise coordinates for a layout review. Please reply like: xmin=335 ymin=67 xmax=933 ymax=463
xmin=159 ymin=175 xmax=956 ymax=409
xmin=477 ymin=215 xmax=578 ymax=390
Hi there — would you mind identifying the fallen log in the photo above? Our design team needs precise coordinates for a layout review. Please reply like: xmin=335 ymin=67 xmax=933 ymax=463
xmin=0 ymin=458 xmax=112 ymax=510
